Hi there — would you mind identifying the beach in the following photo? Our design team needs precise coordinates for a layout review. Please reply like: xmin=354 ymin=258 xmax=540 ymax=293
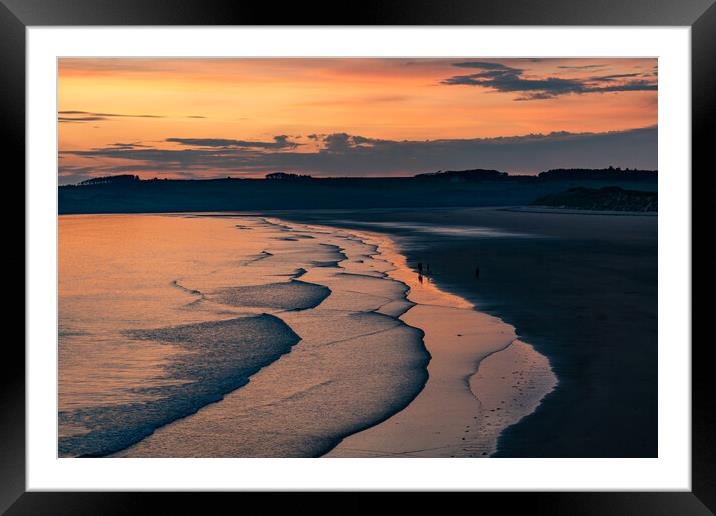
xmin=274 ymin=207 xmax=658 ymax=457
xmin=59 ymin=213 xmax=558 ymax=458
xmin=325 ymin=231 xmax=556 ymax=457
xmin=59 ymin=207 xmax=656 ymax=458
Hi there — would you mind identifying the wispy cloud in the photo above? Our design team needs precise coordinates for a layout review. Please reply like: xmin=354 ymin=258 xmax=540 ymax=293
xmin=442 ymin=61 xmax=657 ymax=100
xmin=166 ymin=135 xmax=300 ymax=150
xmin=58 ymin=110 xmax=206 ymax=123
xmin=557 ymin=64 xmax=607 ymax=70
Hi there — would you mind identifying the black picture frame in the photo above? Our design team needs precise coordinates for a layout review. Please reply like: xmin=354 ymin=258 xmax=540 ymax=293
xmin=4 ymin=0 xmax=709 ymax=513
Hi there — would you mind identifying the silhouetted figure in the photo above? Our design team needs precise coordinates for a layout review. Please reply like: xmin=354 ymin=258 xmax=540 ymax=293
xmin=426 ymin=264 xmax=431 ymax=274
xmin=475 ymin=266 xmax=480 ymax=280
xmin=417 ymin=262 xmax=423 ymax=275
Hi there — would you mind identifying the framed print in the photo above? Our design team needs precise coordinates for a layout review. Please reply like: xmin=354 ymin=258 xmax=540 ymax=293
xmin=6 ymin=0 xmax=711 ymax=513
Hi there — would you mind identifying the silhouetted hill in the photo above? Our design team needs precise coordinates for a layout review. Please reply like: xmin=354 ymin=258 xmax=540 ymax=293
xmin=265 ymin=172 xmax=313 ymax=180
xmin=78 ymin=174 xmax=141 ymax=186
xmin=414 ymin=169 xmax=508 ymax=181
xmin=531 ymin=186 xmax=657 ymax=212
xmin=538 ymin=167 xmax=657 ymax=182
xmin=59 ymin=169 xmax=657 ymax=214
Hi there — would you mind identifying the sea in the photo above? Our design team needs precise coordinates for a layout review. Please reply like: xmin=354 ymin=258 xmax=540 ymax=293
xmin=58 ymin=213 xmax=429 ymax=457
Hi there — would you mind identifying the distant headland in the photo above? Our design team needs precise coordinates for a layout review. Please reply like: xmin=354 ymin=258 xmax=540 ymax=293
xmin=59 ymin=167 xmax=657 ymax=214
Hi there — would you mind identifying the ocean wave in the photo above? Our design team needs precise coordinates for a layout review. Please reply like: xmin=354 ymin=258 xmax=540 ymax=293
xmin=170 ymin=279 xmax=202 ymax=296
xmin=241 ymin=250 xmax=273 ymax=265
xmin=59 ymin=314 xmax=300 ymax=457
xmin=60 ymin=215 xmax=433 ymax=458
xmin=209 ymin=280 xmax=330 ymax=311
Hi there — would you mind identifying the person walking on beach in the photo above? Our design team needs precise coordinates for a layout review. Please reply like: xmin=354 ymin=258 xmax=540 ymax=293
xmin=417 ymin=262 xmax=423 ymax=275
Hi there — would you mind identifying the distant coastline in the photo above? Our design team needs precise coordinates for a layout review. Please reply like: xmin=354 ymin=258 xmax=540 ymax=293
xmin=59 ymin=168 xmax=657 ymax=215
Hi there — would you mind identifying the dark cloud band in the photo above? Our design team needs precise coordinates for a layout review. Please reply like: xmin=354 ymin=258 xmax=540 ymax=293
xmin=59 ymin=126 xmax=657 ymax=184
xmin=442 ymin=61 xmax=657 ymax=100
xmin=166 ymin=135 xmax=300 ymax=150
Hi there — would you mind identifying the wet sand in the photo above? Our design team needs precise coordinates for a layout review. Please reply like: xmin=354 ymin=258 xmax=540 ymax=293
xmin=273 ymin=207 xmax=658 ymax=458
xmin=325 ymin=231 xmax=556 ymax=458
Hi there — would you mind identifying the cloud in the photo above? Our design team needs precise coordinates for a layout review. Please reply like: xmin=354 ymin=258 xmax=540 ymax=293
xmin=293 ymin=94 xmax=411 ymax=108
xmin=591 ymin=80 xmax=658 ymax=92
xmin=59 ymin=126 xmax=657 ymax=182
xmin=58 ymin=165 xmax=97 ymax=178
xmin=166 ymin=135 xmax=300 ymax=150
xmin=442 ymin=61 xmax=657 ymax=100
xmin=557 ymin=64 xmax=606 ymax=70
xmin=58 ymin=116 xmax=108 ymax=123
xmin=320 ymin=133 xmax=386 ymax=152
xmin=588 ymin=73 xmax=641 ymax=81
xmin=106 ymin=142 xmax=151 ymax=149
xmin=452 ymin=61 xmax=513 ymax=70
xmin=58 ymin=110 xmax=206 ymax=123
xmin=59 ymin=110 xmax=163 ymax=118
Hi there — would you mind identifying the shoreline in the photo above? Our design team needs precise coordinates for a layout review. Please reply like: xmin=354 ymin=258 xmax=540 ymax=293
xmin=321 ymin=227 xmax=557 ymax=458
xmin=107 ymin=215 xmax=556 ymax=458
xmin=273 ymin=206 xmax=657 ymax=457
xmin=61 ymin=207 xmax=657 ymax=458
xmin=503 ymin=206 xmax=657 ymax=216
xmin=113 ymin=216 xmax=430 ymax=458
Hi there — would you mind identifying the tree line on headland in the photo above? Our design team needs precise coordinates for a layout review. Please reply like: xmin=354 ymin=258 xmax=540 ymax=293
xmin=75 ymin=167 xmax=656 ymax=186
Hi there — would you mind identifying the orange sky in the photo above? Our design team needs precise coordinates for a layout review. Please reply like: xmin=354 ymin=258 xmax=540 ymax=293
xmin=58 ymin=58 xmax=657 ymax=183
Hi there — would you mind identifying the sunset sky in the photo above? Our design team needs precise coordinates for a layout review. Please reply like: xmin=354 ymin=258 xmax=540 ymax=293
xmin=58 ymin=58 xmax=657 ymax=184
